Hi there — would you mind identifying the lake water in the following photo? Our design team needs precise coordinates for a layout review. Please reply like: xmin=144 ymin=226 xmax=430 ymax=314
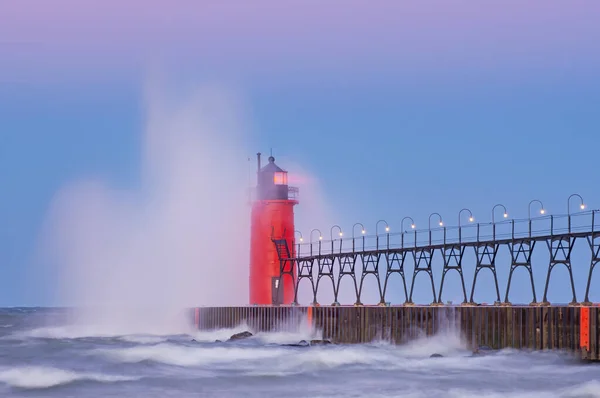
xmin=0 ymin=308 xmax=598 ymax=397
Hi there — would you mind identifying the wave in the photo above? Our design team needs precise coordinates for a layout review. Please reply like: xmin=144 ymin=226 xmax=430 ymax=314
xmin=118 ymin=335 xmax=168 ymax=344
xmin=312 ymin=381 xmax=600 ymax=398
xmin=187 ymin=322 xmax=254 ymax=343
xmin=93 ymin=331 xmax=470 ymax=374
xmin=95 ymin=343 xmax=288 ymax=367
xmin=392 ymin=328 xmax=467 ymax=357
xmin=7 ymin=325 xmax=175 ymax=343
xmin=441 ymin=380 xmax=600 ymax=398
xmin=93 ymin=327 xmax=590 ymax=377
xmin=9 ymin=321 xmax=260 ymax=342
xmin=0 ymin=366 xmax=139 ymax=389
xmin=252 ymin=326 xmax=323 ymax=345
xmin=9 ymin=326 xmax=113 ymax=340
xmin=563 ymin=380 xmax=600 ymax=398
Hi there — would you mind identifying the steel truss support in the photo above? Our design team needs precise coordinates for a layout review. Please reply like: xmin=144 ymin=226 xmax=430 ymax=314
xmin=315 ymin=255 xmax=337 ymax=305
xmin=357 ymin=253 xmax=384 ymax=305
xmin=542 ymin=237 xmax=577 ymax=304
xmin=335 ymin=254 xmax=359 ymax=305
xmin=295 ymin=259 xmax=316 ymax=305
xmin=382 ymin=251 xmax=409 ymax=304
xmin=408 ymin=248 xmax=436 ymax=304
xmin=505 ymin=240 xmax=537 ymax=304
xmin=438 ymin=245 xmax=468 ymax=303
xmin=584 ymin=233 xmax=600 ymax=304
xmin=470 ymin=243 xmax=501 ymax=304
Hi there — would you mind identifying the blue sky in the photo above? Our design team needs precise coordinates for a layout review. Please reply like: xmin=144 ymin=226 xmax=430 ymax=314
xmin=1 ymin=1 xmax=600 ymax=306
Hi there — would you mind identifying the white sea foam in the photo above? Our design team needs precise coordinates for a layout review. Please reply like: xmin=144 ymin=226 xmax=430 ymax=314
xmin=0 ymin=366 xmax=138 ymax=389
xmin=253 ymin=323 xmax=323 ymax=345
xmin=187 ymin=322 xmax=253 ymax=343
xmin=563 ymin=380 xmax=600 ymax=398
xmin=96 ymin=343 xmax=288 ymax=367
xmin=394 ymin=329 xmax=466 ymax=358
xmin=95 ymin=331 xmax=472 ymax=374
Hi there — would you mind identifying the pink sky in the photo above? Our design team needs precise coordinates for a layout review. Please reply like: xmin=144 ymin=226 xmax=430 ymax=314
xmin=2 ymin=0 xmax=599 ymax=82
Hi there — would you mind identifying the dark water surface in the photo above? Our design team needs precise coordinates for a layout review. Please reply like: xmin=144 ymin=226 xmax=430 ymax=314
xmin=0 ymin=308 xmax=598 ymax=397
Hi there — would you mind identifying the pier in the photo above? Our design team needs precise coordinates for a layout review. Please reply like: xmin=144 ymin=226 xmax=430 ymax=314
xmin=195 ymin=154 xmax=599 ymax=361
xmin=195 ymin=205 xmax=600 ymax=361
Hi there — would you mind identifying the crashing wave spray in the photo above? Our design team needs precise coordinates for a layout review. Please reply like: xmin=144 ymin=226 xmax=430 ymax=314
xmin=38 ymin=80 xmax=253 ymax=335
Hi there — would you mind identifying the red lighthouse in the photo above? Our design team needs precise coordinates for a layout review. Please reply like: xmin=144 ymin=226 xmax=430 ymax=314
xmin=249 ymin=153 xmax=299 ymax=305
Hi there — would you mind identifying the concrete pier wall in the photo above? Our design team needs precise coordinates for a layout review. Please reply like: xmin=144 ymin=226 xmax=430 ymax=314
xmin=194 ymin=305 xmax=599 ymax=360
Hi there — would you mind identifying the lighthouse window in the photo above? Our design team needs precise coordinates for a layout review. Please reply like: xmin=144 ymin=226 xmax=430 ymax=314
xmin=273 ymin=172 xmax=287 ymax=185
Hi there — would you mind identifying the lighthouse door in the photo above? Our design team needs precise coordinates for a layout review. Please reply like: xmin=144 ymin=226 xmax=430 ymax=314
xmin=271 ymin=277 xmax=284 ymax=305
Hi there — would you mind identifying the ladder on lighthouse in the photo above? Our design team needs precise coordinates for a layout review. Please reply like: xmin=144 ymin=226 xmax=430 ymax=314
xmin=271 ymin=237 xmax=295 ymax=305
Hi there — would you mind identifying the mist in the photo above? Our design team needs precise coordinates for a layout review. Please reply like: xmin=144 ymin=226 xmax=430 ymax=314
xmin=38 ymin=81 xmax=253 ymax=334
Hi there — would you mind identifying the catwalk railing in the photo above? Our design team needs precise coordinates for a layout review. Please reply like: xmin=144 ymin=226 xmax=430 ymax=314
xmin=272 ymin=210 xmax=600 ymax=306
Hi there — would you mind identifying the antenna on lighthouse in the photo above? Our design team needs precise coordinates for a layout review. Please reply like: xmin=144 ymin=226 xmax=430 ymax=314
xmin=247 ymin=156 xmax=252 ymax=205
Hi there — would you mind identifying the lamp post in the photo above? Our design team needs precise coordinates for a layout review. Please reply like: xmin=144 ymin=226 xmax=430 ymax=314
xmin=491 ymin=204 xmax=508 ymax=240
xmin=294 ymin=230 xmax=303 ymax=257
xmin=528 ymin=199 xmax=546 ymax=219
xmin=567 ymin=194 xmax=586 ymax=215
xmin=458 ymin=208 xmax=474 ymax=242
xmin=491 ymin=204 xmax=508 ymax=223
xmin=567 ymin=194 xmax=586 ymax=232
xmin=352 ymin=222 xmax=366 ymax=252
xmin=330 ymin=224 xmax=343 ymax=254
xmin=528 ymin=199 xmax=545 ymax=237
xmin=376 ymin=219 xmax=390 ymax=250
xmin=428 ymin=212 xmax=443 ymax=245
xmin=401 ymin=216 xmax=416 ymax=248
xmin=310 ymin=228 xmax=322 ymax=256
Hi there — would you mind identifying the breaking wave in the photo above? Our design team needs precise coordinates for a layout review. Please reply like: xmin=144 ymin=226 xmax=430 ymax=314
xmin=96 ymin=344 xmax=288 ymax=367
xmin=0 ymin=366 xmax=139 ymax=389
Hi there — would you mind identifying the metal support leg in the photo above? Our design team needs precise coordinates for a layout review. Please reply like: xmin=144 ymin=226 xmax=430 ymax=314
xmin=336 ymin=254 xmax=360 ymax=305
xmin=542 ymin=237 xmax=577 ymax=304
xmin=438 ymin=245 xmax=468 ymax=304
xmin=408 ymin=248 xmax=436 ymax=304
xmin=584 ymin=234 xmax=600 ymax=304
xmin=295 ymin=259 xmax=316 ymax=305
xmin=382 ymin=251 xmax=409 ymax=304
xmin=357 ymin=253 xmax=384 ymax=305
xmin=315 ymin=256 xmax=336 ymax=306
xmin=505 ymin=240 xmax=536 ymax=304
xmin=470 ymin=243 xmax=501 ymax=304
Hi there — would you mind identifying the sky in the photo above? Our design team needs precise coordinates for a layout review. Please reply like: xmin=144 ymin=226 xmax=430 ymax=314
xmin=1 ymin=0 xmax=600 ymax=307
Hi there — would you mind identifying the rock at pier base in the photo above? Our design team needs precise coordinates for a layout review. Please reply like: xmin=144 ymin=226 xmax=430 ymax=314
xmin=228 ymin=331 xmax=253 ymax=341
xmin=309 ymin=339 xmax=332 ymax=346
